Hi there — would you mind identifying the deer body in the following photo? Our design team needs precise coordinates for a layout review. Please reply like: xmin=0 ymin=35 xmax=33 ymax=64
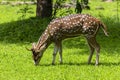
xmin=30 ymin=14 xmax=108 ymax=65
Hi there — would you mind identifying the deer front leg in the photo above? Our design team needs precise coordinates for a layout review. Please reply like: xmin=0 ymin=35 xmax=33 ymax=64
xmin=87 ymin=41 xmax=95 ymax=64
xmin=58 ymin=42 xmax=63 ymax=64
xmin=52 ymin=44 xmax=58 ymax=65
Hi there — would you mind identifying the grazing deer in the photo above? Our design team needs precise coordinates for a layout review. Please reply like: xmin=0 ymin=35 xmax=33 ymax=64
xmin=27 ymin=14 xmax=108 ymax=66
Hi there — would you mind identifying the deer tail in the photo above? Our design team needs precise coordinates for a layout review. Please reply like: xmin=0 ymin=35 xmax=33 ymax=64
xmin=100 ymin=21 xmax=109 ymax=36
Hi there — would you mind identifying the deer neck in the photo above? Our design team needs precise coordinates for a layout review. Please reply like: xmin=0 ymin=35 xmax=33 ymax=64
xmin=36 ymin=30 xmax=51 ymax=50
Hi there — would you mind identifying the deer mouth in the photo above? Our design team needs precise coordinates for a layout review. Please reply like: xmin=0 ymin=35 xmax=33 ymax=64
xmin=34 ymin=59 xmax=40 ymax=66
xmin=34 ymin=55 xmax=42 ymax=66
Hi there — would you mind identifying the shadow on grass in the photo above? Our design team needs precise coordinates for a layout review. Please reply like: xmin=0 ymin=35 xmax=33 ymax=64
xmin=0 ymin=17 xmax=51 ymax=43
xmin=99 ymin=62 xmax=120 ymax=66
xmin=38 ymin=62 xmax=89 ymax=66
xmin=38 ymin=61 xmax=120 ymax=66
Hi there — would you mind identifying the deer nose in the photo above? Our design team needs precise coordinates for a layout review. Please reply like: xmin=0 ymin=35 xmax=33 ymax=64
xmin=34 ymin=61 xmax=39 ymax=66
xmin=34 ymin=59 xmax=38 ymax=65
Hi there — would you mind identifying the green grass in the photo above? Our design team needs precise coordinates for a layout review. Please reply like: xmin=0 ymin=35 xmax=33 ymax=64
xmin=0 ymin=1 xmax=120 ymax=80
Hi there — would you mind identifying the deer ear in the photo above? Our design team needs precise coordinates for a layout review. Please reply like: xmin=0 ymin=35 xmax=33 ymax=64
xmin=35 ymin=50 xmax=40 ymax=53
xmin=32 ymin=42 xmax=36 ymax=49
xmin=36 ymin=43 xmax=46 ymax=53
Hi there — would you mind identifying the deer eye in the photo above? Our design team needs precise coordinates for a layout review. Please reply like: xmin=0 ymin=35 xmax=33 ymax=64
xmin=33 ymin=54 xmax=38 ymax=60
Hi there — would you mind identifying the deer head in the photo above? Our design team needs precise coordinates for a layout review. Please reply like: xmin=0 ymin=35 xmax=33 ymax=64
xmin=27 ymin=42 xmax=47 ymax=65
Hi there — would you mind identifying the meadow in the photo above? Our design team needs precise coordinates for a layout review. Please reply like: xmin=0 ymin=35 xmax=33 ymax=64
xmin=0 ymin=0 xmax=120 ymax=80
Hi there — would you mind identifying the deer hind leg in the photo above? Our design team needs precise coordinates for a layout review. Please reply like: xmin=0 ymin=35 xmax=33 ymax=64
xmin=86 ymin=37 xmax=100 ymax=66
xmin=86 ymin=38 xmax=95 ymax=64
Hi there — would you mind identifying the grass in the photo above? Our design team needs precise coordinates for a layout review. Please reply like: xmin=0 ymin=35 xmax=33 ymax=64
xmin=0 ymin=1 xmax=120 ymax=80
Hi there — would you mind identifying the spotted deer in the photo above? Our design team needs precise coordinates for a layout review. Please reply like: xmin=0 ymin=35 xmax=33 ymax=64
xmin=27 ymin=14 xmax=108 ymax=66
